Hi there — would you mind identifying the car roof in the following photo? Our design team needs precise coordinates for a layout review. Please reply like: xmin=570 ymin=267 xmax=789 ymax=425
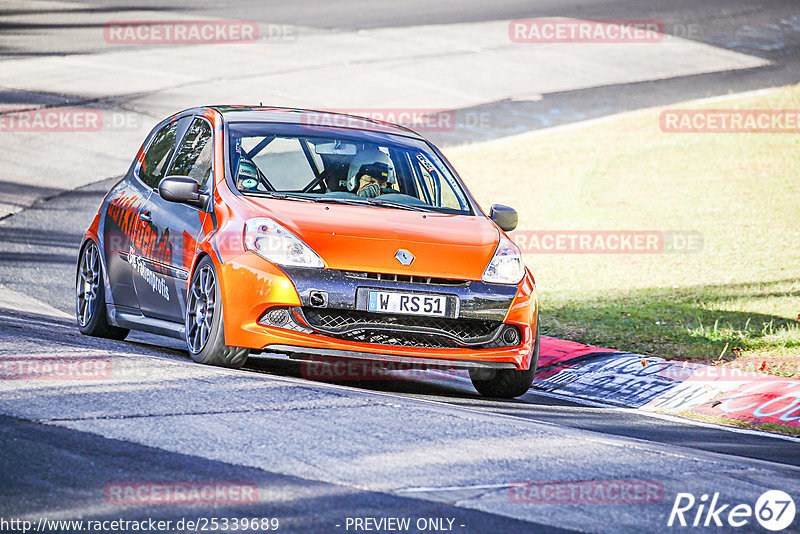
xmin=199 ymin=105 xmax=427 ymax=140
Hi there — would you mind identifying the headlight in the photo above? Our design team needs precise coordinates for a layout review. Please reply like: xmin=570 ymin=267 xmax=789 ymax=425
xmin=244 ymin=218 xmax=324 ymax=268
xmin=482 ymin=236 xmax=525 ymax=284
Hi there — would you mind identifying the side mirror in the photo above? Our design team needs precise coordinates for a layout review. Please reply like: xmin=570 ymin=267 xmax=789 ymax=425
xmin=158 ymin=176 xmax=208 ymax=209
xmin=489 ymin=204 xmax=518 ymax=232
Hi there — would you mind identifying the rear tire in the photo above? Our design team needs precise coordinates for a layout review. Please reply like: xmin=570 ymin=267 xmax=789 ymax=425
xmin=469 ymin=323 xmax=540 ymax=398
xmin=186 ymin=256 xmax=249 ymax=369
xmin=76 ymin=240 xmax=129 ymax=341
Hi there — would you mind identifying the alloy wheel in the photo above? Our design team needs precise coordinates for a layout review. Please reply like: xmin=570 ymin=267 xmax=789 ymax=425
xmin=76 ymin=242 xmax=101 ymax=327
xmin=187 ymin=264 xmax=216 ymax=353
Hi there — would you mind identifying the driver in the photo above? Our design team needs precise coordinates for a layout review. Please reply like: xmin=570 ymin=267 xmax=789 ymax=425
xmin=356 ymin=162 xmax=395 ymax=198
xmin=346 ymin=147 xmax=397 ymax=198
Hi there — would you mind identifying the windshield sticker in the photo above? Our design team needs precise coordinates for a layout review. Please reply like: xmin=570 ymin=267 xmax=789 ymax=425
xmin=416 ymin=153 xmax=436 ymax=173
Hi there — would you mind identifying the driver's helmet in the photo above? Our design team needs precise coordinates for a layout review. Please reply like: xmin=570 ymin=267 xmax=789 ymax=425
xmin=346 ymin=147 xmax=395 ymax=192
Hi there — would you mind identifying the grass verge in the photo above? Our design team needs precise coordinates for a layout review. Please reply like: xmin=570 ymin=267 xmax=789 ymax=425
xmin=678 ymin=412 xmax=800 ymax=438
xmin=446 ymin=84 xmax=800 ymax=376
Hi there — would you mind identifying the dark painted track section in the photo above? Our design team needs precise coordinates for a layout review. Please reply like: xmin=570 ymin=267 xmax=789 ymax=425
xmin=0 ymin=415 xmax=567 ymax=533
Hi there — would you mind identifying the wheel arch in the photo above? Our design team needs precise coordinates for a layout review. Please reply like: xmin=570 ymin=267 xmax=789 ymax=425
xmin=188 ymin=250 xmax=212 ymax=280
xmin=186 ymin=249 xmax=226 ymax=344
xmin=77 ymin=236 xmax=111 ymax=302
xmin=75 ymin=236 xmax=128 ymax=339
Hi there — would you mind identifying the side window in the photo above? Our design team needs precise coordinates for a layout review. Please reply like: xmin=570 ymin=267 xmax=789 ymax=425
xmin=139 ymin=122 xmax=178 ymax=189
xmin=169 ymin=118 xmax=213 ymax=190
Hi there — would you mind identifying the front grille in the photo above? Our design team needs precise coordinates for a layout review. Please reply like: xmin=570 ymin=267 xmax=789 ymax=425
xmin=298 ymin=307 xmax=505 ymax=348
xmin=342 ymin=270 xmax=469 ymax=287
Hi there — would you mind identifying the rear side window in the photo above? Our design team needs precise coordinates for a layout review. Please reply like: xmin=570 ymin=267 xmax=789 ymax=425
xmin=169 ymin=118 xmax=213 ymax=190
xmin=139 ymin=122 xmax=178 ymax=188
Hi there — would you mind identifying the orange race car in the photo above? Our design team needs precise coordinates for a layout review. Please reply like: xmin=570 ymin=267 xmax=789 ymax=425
xmin=76 ymin=106 xmax=539 ymax=397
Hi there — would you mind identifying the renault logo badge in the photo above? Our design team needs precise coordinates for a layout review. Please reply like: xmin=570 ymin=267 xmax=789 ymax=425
xmin=395 ymin=249 xmax=415 ymax=266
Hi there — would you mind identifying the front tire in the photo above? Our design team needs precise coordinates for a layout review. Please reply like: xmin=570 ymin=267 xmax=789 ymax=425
xmin=469 ymin=323 xmax=540 ymax=398
xmin=76 ymin=240 xmax=129 ymax=340
xmin=186 ymin=256 xmax=249 ymax=369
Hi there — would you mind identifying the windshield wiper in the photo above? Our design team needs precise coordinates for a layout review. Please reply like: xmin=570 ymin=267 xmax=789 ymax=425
xmin=250 ymin=193 xmax=436 ymax=212
xmin=368 ymin=199 xmax=433 ymax=212
xmin=247 ymin=192 xmax=316 ymax=202
xmin=312 ymin=196 xmax=433 ymax=212
xmin=310 ymin=197 xmax=379 ymax=208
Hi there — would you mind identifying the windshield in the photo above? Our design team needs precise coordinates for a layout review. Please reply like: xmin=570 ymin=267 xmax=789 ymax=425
xmin=227 ymin=123 xmax=472 ymax=214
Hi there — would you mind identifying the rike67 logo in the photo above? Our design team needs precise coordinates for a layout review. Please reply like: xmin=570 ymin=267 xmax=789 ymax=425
xmin=668 ymin=490 xmax=796 ymax=531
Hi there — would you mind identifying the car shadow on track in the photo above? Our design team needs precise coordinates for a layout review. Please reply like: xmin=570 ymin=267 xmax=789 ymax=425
xmin=245 ymin=355 xmax=484 ymax=399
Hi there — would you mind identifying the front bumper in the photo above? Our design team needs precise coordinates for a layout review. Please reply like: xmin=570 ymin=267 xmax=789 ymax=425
xmin=218 ymin=252 xmax=538 ymax=370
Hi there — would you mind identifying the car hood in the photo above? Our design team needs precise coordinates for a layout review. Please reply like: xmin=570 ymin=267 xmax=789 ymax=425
xmin=239 ymin=197 xmax=500 ymax=280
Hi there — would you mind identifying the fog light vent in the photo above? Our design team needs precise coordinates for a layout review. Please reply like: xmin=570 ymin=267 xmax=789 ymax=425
xmin=266 ymin=308 xmax=290 ymax=326
xmin=502 ymin=326 xmax=521 ymax=346
xmin=258 ymin=307 xmax=313 ymax=334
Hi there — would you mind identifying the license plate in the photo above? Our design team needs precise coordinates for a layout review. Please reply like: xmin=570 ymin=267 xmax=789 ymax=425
xmin=367 ymin=291 xmax=448 ymax=317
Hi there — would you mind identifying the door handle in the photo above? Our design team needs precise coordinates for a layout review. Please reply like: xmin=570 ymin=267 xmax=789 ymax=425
xmin=139 ymin=211 xmax=152 ymax=223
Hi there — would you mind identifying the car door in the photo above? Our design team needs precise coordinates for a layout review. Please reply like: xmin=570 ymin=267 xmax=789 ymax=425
xmin=136 ymin=115 xmax=215 ymax=323
xmin=101 ymin=177 xmax=151 ymax=313
xmin=127 ymin=115 xmax=192 ymax=319
xmin=102 ymin=117 xmax=185 ymax=313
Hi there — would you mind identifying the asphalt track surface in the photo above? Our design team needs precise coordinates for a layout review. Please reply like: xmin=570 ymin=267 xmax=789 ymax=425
xmin=6 ymin=178 xmax=800 ymax=463
xmin=2 ymin=1 xmax=800 ymax=533
xmin=2 ymin=168 xmax=799 ymax=534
